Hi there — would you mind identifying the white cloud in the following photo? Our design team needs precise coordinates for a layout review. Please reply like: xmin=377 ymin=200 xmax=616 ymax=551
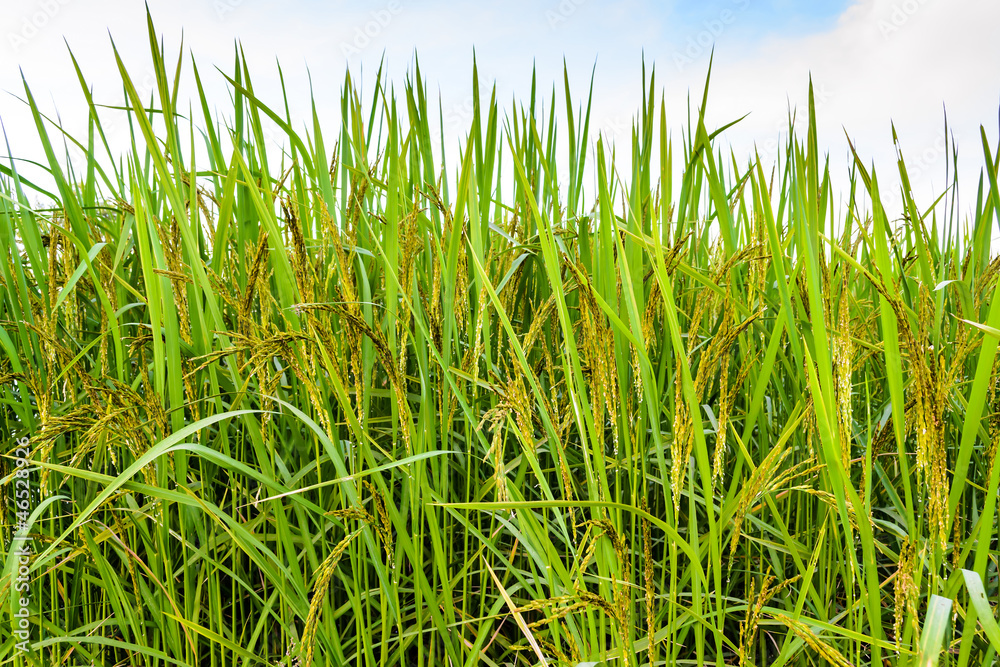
xmin=1 ymin=0 xmax=996 ymax=225
xmin=684 ymin=0 xmax=1000 ymax=216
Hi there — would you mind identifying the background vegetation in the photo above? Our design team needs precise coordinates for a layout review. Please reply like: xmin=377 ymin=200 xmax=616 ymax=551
xmin=3 ymin=15 xmax=1000 ymax=667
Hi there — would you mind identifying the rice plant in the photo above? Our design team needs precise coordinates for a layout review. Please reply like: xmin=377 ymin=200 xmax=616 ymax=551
xmin=3 ymin=13 xmax=1000 ymax=667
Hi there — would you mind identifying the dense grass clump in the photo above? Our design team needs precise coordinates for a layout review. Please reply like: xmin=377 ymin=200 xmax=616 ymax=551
xmin=4 ymin=16 xmax=1000 ymax=667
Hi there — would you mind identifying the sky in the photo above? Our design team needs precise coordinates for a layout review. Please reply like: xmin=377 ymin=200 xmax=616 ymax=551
xmin=1 ymin=0 xmax=999 ymax=222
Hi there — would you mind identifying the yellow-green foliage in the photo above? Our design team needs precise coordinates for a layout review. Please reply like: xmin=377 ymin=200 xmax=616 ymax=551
xmin=3 ymin=13 xmax=1000 ymax=667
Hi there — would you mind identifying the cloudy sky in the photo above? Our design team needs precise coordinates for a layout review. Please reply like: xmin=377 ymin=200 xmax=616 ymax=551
xmin=1 ymin=0 xmax=998 ymax=218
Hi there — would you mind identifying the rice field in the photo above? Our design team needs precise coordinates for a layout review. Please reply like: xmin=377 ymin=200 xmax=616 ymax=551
xmin=3 ymin=16 xmax=1000 ymax=667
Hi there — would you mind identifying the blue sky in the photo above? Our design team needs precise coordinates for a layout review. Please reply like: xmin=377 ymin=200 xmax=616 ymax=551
xmin=667 ymin=0 xmax=851 ymax=37
xmin=1 ymin=0 xmax=998 ymax=217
